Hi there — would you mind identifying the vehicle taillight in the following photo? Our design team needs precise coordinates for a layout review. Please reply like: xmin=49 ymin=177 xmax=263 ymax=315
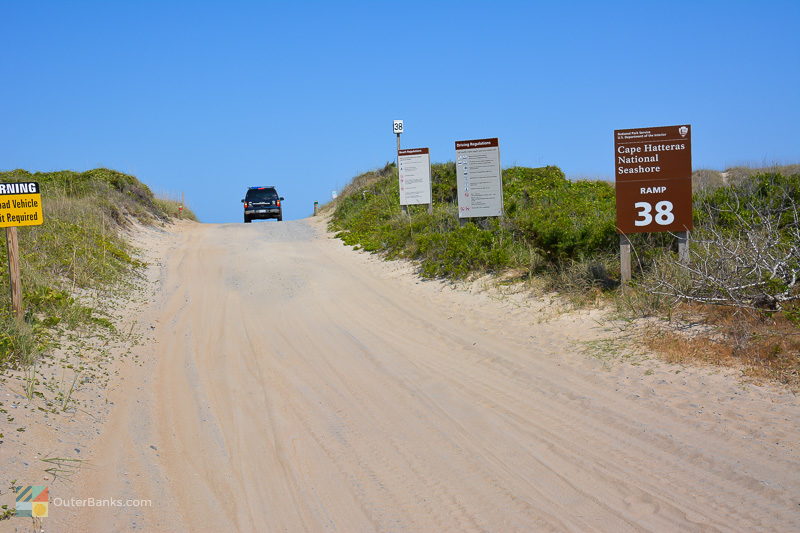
xmin=244 ymin=202 xmax=249 ymax=208
xmin=277 ymin=201 xmax=281 ymax=207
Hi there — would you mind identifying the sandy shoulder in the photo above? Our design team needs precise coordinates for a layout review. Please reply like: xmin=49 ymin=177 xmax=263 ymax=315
xmin=0 ymin=219 xmax=192 ymax=532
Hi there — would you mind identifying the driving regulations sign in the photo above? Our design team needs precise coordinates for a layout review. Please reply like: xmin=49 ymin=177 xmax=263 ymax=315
xmin=398 ymin=148 xmax=432 ymax=206
xmin=0 ymin=182 xmax=43 ymax=228
xmin=455 ymin=137 xmax=503 ymax=218
xmin=614 ymin=125 xmax=692 ymax=233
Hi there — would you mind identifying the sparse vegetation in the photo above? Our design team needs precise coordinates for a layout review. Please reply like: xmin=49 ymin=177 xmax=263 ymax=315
xmin=640 ymin=305 xmax=800 ymax=386
xmin=692 ymin=169 xmax=725 ymax=191
xmin=0 ymin=480 xmax=17 ymax=521
xmin=40 ymin=456 xmax=85 ymax=481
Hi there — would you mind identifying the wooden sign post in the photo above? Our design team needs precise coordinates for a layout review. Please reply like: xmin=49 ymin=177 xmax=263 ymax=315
xmin=0 ymin=181 xmax=45 ymax=320
xmin=6 ymin=227 xmax=22 ymax=320
xmin=614 ymin=125 xmax=693 ymax=283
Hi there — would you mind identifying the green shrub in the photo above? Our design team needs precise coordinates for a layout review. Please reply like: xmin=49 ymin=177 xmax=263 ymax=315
xmin=414 ymin=220 xmax=518 ymax=278
xmin=503 ymin=167 xmax=616 ymax=261
xmin=331 ymin=164 xmax=617 ymax=280
xmin=695 ymin=172 xmax=800 ymax=231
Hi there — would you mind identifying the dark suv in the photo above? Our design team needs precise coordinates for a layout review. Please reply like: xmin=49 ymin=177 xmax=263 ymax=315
xmin=242 ymin=186 xmax=283 ymax=223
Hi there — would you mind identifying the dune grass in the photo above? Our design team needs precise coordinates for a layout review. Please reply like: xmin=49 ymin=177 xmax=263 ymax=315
xmin=0 ymin=168 xmax=189 ymax=368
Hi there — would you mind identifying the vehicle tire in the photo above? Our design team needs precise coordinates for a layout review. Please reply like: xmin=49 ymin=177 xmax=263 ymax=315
xmin=244 ymin=216 xmax=251 ymax=223
xmin=277 ymin=216 xmax=282 ymax=221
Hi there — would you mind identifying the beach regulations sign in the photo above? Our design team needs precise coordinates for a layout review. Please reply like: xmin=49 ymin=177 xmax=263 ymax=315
xmin=0 ymin=182 xmax=44 ymax=228
xmin=398 ymin=148 xmax=432 ymax=206
xmin=614 ymin=125 xmax=692 ymax=234
xmin=455 ymin=137 xmax=503 ymax=218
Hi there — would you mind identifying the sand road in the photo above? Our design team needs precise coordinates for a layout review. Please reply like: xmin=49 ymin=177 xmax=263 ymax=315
xmin=64 ymin=219 xmax=799 ymax=532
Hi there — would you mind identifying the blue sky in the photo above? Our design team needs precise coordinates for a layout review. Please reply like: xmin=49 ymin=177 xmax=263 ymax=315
xmin=1 ymin=1 xmax=798 ymax=222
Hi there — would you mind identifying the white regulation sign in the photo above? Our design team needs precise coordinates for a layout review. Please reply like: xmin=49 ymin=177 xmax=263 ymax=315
xmin=398 ymin=148 xmax=432 ymax=206
xmin=455 ymin=137 xmax=503 ymax=218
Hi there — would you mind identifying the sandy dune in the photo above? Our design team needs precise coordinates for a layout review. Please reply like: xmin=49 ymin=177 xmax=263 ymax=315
xmin=53 ymin=218 xmax=799 ymax=532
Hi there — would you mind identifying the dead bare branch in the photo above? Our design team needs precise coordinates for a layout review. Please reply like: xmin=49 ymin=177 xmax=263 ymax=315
xmin=643 ymin=176 xmax=800 ymax=311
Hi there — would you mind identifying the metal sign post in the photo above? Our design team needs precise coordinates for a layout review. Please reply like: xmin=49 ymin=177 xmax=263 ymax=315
xmin=614 ymin=125 xmax=693 ymax=283
xmin=393 ymin=120 xmax=407 ymax=215
xmin=0 ymin=181 xmax=45 ymax=320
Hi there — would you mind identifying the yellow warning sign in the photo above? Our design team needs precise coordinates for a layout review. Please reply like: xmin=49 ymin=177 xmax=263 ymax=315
xmin=0 ymin=182 xmax=44 ymax=227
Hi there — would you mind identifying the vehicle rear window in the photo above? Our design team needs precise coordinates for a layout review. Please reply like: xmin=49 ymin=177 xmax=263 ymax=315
xmin=246 ymin=189 xmax=278 ymax=202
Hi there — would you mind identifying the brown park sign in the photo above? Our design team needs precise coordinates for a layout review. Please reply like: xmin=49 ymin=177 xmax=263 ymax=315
xmin=614 ymin=125 xmax=692 ymax=234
